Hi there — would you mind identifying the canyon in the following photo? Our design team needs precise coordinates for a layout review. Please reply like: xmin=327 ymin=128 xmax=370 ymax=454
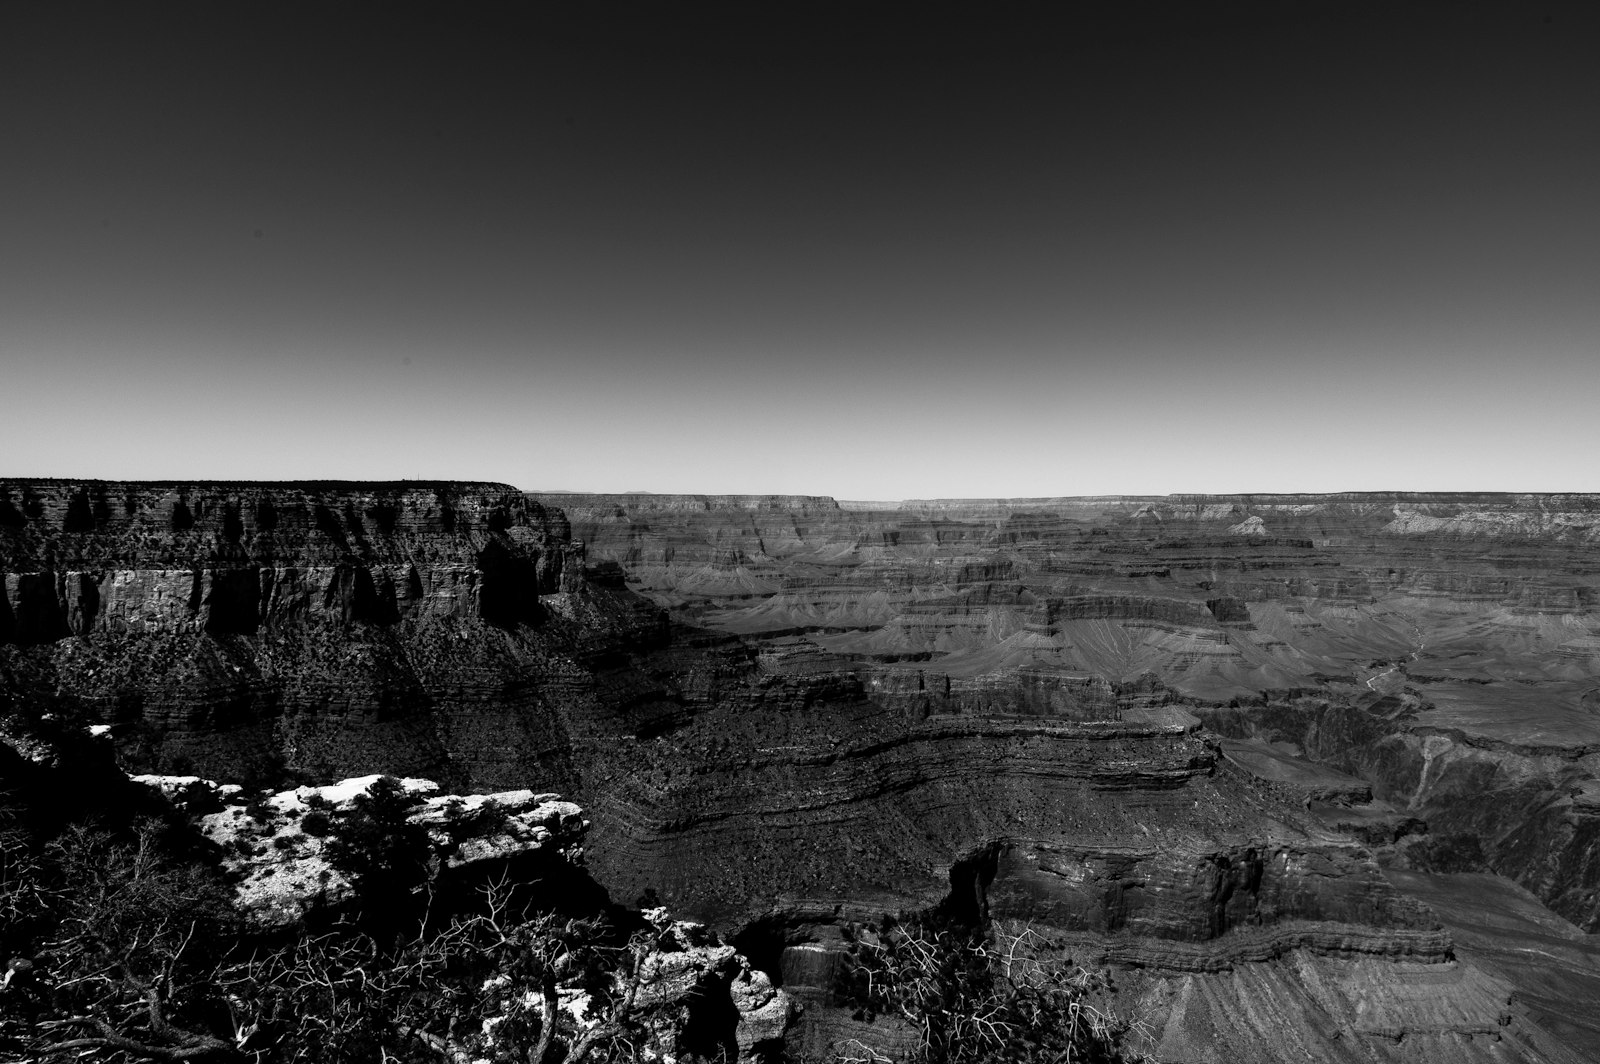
xmin=4 ymin=481 xmax=1600 ymax=1061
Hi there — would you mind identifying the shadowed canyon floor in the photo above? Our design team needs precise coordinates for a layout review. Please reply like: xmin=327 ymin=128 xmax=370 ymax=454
xmin=5 ymin=482 xmax=1600 ymax=1061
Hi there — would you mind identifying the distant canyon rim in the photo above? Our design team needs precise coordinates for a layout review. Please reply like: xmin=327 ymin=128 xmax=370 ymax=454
xmin=4 ymin=481 xmax=1600 ymax=1062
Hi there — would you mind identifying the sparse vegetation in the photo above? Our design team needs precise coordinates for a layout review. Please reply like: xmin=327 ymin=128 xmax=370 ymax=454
xmin=1 ymin=753 xmax=1147 ymax=1064
xmin=438 ymin=797 xmax=512 ymax=848
xmin=0 ymin=816 xmax=242 ymax=1062
xmin=832 ymin=916 xmax=1147 ymax=1064
xmin=0 ymin=799 xmax=715 ymax=1064
xmin=322 ymin=776 xmax=434 ymax=934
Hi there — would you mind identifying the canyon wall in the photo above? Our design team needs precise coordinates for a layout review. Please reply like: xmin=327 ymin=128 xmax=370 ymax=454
xmin=0 ymin=480 xmax=665 ymax=791
xmin=5 ymin=483 xmax=1600 ymax=1060
xmin=534 ymin=490 xmax=1600 ymax=928
xmin=528 ymin=490 xmax=1600 ymax=1061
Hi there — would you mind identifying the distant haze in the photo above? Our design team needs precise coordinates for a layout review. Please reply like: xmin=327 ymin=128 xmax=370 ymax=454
xmin=4 ymin=2 xmax=1598 ymax=496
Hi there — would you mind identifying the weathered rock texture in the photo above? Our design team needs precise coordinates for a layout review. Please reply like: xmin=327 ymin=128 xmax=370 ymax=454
xmin=0 ymin=480 xmax=664 ymax=790
xmin=8 ymin=484 xmax=1600 ymax=1061
xmin=527 ymin=490 xmax=1600 ymax=1061
xmin=139 ymin=772 xmax=587 ymax=928
xmin=537 ymin=492 xmax=1600 ymax=921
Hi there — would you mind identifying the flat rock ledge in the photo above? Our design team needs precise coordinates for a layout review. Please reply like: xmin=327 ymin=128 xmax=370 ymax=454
xmin=133 ymin=773 xmax=587 ymax=929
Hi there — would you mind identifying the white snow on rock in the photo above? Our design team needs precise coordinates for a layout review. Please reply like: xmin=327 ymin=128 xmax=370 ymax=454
xmin=413 ymin=789 xmax=586 ymax=868
xmin=132 ymin=774 xmax=243 ymax=803
xmin=297 ymin=773 xmax=440 ymax=806
xmin=171 ymin=775 xmax=586 ymax=929
xmin=131 ymin=773 xmax=789 ymax=1058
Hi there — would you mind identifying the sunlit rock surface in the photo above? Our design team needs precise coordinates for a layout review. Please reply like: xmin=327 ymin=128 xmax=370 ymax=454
xmin=627 ymin=910 xmax=798 ymax=1063
xmin=138 ymin=772 xmax=587 ymax=928
xmin=8 ymin=484 xmax=1600 ymax=1061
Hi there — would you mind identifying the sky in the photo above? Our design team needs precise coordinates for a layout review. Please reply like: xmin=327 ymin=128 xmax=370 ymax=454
xmin=3 ymin=1 xmax=1598 ymax=498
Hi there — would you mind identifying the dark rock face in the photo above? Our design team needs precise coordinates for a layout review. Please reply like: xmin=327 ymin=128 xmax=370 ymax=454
xmin=0 ymin=480 xmax=661 ymax=789
xmin=540 ymin=492 xmax=1600 ymax=920
xmin=523 ymin=490 xmax=1600 ymax=1061
xmin=1 ymin=480 xmax=580 ymax=630
xmin=8 ymin=484 xmax=1600 ymax=1061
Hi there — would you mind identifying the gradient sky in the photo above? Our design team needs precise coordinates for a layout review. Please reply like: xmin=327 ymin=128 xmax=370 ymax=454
xmin=4 ymin=2 xmax=1598 ymax=498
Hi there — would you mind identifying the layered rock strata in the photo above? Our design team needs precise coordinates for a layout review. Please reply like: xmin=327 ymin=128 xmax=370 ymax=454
xmin=525 ymin=491 xmax=1600 ymax=1061
xmin=538 ymin=492 xmax=1600 ymax=922
xmin=8 ymin=484 xmax=1600 ymax=1061
xmin=0 ymin=480 xmax=664 ymax=790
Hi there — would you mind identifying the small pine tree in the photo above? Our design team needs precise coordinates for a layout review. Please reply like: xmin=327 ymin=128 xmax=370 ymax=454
xmin=323 ymin=777 xmax=433 ymax=933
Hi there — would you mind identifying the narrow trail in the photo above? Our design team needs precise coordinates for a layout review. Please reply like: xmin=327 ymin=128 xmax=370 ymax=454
xmin=1365 ymin=621 xmax=1427 ymax=692
xmin=1364 ymin=667 xmax=1398 ymax=692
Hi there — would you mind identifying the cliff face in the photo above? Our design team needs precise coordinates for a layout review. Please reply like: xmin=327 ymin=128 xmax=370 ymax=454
xmin=8 ymin=484 xmax=1600 ymax=1061
xmin=0 ymin=480 xmax=664 ymax=790
xmin=2 ymin=480 xmax=579 ymax=634
xmin=526 ymin=490 xmax=1600 ymax=1062
xmin=540 ymin=491 xmax=1600 ymax=915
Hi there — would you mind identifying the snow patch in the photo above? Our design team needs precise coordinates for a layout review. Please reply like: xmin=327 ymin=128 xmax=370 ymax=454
xmin=181 ymin=775 xmax=587 ymax=928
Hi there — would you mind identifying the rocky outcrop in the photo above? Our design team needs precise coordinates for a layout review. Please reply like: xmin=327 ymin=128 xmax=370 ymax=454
xmin=1 ymin=480 xmax=581 ymax=639
xmin=141 ymin=772 xmax=587 ymax=928
xmin=626 ymin=912 xmax=798 ymax=1063
xmin=11 ymin=484 xmax=1600 ymax=1062
xmin=0 ymin=480 xmax=666 ymax=789
xmin=8 ymin=705 xmax=802 ymax=1059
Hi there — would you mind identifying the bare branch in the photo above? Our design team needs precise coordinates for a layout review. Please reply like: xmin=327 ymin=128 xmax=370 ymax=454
xmin=46 ymin=1013 xmax=235 ymax=1061
xmin=526 ymin=973 xmax=559 ymax=1064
